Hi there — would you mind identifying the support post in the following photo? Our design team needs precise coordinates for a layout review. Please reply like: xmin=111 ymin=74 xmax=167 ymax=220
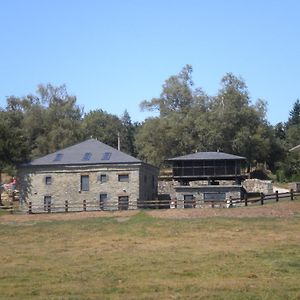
xmin=291 ymin=189 xmax=294 ymax=201
xmin=260 ymin=193 xmax=264 ymax=205
xmin=10 ymin=199 xmax=13 ymax=214
xmin=83 ymin=199 xmax=86 ymax=211
xmin=28 ymin=202 xmax=32 ymax=214
xmin=245 ymin=194 xmax=248 ymax=207
xmin=276 ymin=190 xmax=279 ymax=202
xmin=65 ymin=200 xmax=68 ymax=213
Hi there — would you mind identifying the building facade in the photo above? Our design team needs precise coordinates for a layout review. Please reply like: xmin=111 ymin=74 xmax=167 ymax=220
xmin=166 ymin=152 xmax=247 ymax=207
xmin=18 ymin=139 xmax=158 ymax=212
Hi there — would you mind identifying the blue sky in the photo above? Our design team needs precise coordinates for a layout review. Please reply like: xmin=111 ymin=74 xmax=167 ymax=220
xmin=0 ymin=0 xmax=299 ymax=124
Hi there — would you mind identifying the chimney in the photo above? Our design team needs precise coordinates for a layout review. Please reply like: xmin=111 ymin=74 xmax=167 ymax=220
xmin=117 ymin=132 xmax=121 ymax=151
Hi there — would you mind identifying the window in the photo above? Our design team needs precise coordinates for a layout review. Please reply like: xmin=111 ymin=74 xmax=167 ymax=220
xmin=81 ymin=175 xmax=89 ymax=191
xmin=101 ymin=152 xmax=112 ymax=161
xmin=100 ymin=174 xmax=107 ymax=183
xmin=100 ymin=193 xmax=108 ymax=210
xmin=82 ymin=152 xmax=92 ymax=161
xmin=45 ymin=176 xmax=52 ymax=185
xmin=118 ymin=174 xmax=129 ymax=182
xmin=53 ymin=153 xmax=63 ymax=162
xmin=204 ymin=192 xmax=226 ymax=201
xmin=44 ymin=196 xmax=52 ymax=211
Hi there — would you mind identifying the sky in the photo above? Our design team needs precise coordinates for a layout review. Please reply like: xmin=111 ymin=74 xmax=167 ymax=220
xmin=0 ymin=0 xmax=300 ymax=124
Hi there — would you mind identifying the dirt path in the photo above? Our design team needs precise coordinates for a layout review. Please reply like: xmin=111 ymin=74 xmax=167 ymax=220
xmin=1 ymin=200 xmax=300 ymax=224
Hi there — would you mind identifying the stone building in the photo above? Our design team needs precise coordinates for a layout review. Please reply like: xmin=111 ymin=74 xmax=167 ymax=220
xmin=18 ymin=139 xmax=158 ymax=212
xmin=166 ymin=152 xmax=247 ymax=208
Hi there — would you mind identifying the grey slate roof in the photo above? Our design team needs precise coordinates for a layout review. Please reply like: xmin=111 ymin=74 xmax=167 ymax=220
xmin=167 ymin=152 xmax=246 ymax=161
xmin=26 ymin=139 xmax=141 ymax=166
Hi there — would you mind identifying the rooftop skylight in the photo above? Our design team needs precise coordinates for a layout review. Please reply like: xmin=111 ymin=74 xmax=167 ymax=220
xmin=101 ymin=152 xmax=112 ymax=161
xmin=82 ymin=152 xmax=92 ymax=161
xmin=53 ymin=153 xmax=63 ymax=162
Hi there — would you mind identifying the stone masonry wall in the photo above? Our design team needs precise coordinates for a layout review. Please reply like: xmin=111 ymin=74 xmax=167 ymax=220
xmin=19 ymin=163 xmax=156 ymax=213
xmin=242 ymin=179 xmax=273 ymax=194
xmin=174 ymin=186 xmax=242 ymax=209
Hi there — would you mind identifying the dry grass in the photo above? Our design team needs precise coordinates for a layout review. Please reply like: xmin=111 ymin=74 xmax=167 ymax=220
xmin=1 ymin=201 xmax=300 ymax=299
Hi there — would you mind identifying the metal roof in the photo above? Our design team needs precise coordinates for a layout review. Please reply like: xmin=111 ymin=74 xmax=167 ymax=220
xmin=25 ymin=139 xmax=141 ymax=166
xmin=167 ymin=152 xmax=246 ymax=161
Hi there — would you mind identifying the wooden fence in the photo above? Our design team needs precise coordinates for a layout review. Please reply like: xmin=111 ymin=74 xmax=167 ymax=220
xmin=23 ymin=189 xmax=298 ymax=214
xmin=0 ymin=190 xmax=297 ymax=214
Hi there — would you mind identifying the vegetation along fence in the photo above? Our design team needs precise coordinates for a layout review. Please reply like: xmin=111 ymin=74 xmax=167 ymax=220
xmin=19 ymin=189 xmax=299 ymax=214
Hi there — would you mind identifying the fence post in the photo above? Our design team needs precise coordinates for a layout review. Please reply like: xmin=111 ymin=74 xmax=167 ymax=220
xmin=65 ymin=200 xmax=68 ymax=213
xmin=245 ymin=194 xmax=248 ymax=207
xmin=291 ymin=189 xmax=294 ymax=201
xmin=260 ymin=193 xmax=264 ymax=205
xmin=276 ymin=190 xmax=279 ymax=202
xmin=230 ymin=196 xmax=233 ymax=207
xmin=47 ymin=202 xmax=51 ymax=213
xmin=83 ymin=199 xmax=86 ymax=211
xmin=9 ymin=199 xmax=13 ymax=214
xmin=28 ymin=202 xmax=32 ymax=214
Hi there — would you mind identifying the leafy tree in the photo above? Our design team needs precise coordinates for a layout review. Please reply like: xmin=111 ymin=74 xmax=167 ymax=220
xmin=287 ymin=99 xmax=300 ymax=127
xmin=140 ymin=64 xmax=195 ymax=116
xmin=0 ymin=110 xmax=29 ymax=204
xmin=137 ymin=67 xmax=275 ymax=168
xmin=82 ymin=109 xmax=123 ymax=149
xmin=120 ymin=110 xmax=138 ymax=156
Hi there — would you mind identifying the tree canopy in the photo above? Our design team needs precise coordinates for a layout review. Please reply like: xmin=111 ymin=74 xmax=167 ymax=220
xmin=0 ymin=66 xmax=299 ymax=182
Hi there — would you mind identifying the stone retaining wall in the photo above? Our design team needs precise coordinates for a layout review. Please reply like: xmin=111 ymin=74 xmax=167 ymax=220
xmin=242 ymin=179 xmax=273 ymax=194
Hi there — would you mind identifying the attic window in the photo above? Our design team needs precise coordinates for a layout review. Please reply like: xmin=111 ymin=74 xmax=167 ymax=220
xmin=82 ymin=152 xmax=92 ymax=161
xmin=101 ymin=152 xmax=112 ymax=161
xmin=53 ymin=153 xmax=63 ymax=162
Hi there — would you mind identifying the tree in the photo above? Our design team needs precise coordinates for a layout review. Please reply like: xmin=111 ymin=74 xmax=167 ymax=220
xmin=0 ymin=110 xmax=29 ymax=205
xmin=287 ymin=99 xmax=300 ymax=127
xmin=82 ymin=109 xmax=123 ymax=149
xmin=137 ymin=67 xmax=275 ymax=168
xmin=120 ymin=110 xmax=138 ymax=156
xmin=140 ymin=64 xmax=195 ymax=116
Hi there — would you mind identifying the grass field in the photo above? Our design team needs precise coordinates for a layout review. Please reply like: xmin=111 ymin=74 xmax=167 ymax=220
xmin=1 ymin=202 xmax=300 ymax=299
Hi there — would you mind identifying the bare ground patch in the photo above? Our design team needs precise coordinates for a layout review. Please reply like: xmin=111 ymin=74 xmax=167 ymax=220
xmin=147 ymin=200 xmax=300 ymax=219
xmin=1 ymin=200 xmax=300 ymax=224
xmin=0 ymin=210 xmax=139 ymax=225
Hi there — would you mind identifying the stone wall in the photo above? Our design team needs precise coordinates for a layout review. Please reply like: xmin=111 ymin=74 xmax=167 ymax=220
xmin=242 ymin=179 xmax=273 ymax=194
xmin=174 ymin=185 xmax=242 ymax=208
xmin=18 ymin=163 xmax=158 ymax=213
xmin=288 ymin=182 xmax=300 ymax=192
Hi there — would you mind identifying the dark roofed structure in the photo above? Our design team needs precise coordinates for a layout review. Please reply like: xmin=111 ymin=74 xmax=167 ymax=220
xmin=167 ymin=151 xmax=246 ymax=182
xmin=167 ymin=152 xmax=245 ymax=161
xmin=26 ymin=138 xmax=141 ymax=166
xmin=166 ymin=151 xmax=247 ymax=207
xmin=18 ymin=139 xmax=158 ymax=213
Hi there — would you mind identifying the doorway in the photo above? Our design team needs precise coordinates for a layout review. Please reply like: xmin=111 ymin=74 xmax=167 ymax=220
xmin=118 ymin=196 xmax=129 ymax=210
xmin=184 ymin=195 xmax=195 ymax=208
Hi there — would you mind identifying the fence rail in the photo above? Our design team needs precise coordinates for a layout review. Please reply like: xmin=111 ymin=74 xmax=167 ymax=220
xmin=1 ymin=189 xmax=297 ymax=214
xmin=21 ymin=189 xmax=298 ymax=214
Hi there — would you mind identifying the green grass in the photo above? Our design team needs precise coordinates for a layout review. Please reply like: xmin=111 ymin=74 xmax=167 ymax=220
xmin=1 ymin=212 xmax=300 ymax=299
